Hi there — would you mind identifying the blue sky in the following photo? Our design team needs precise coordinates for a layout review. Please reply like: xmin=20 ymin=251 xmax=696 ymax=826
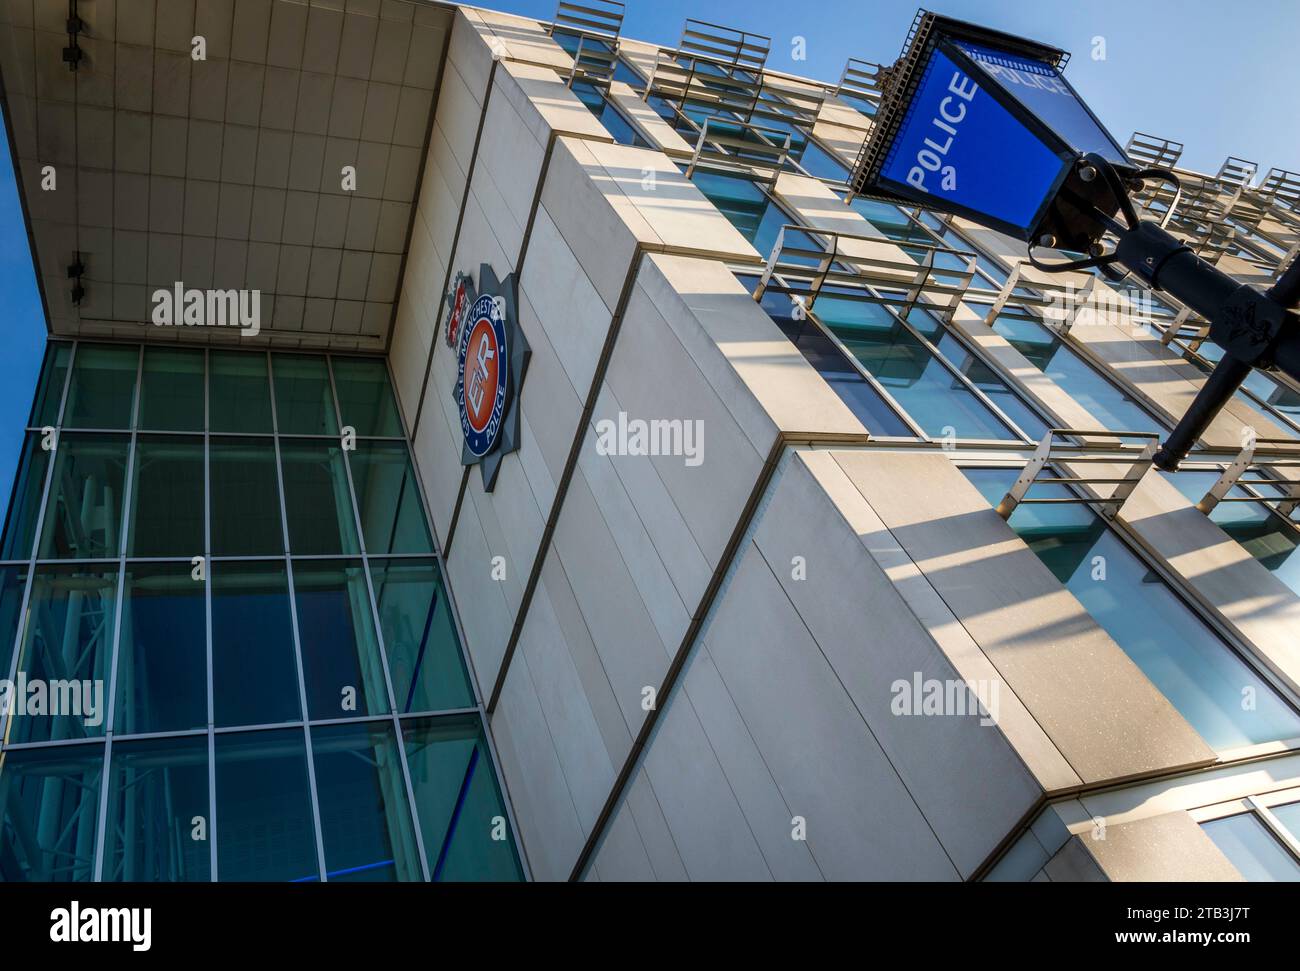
xmin=0 ymin=0 xmax=1296 ymax=503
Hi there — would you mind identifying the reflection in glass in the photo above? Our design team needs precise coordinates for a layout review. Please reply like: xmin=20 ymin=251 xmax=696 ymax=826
xmin=280 ymin=441 xmax=359 ymax=555
xmin=1203 ymin=814 xmax=1300 ymax=881
xmin=292 ymin=559 xmax=387 ymax=719
xmin=965 ymin=467 xmax=1300 ymax=749
xmin=332 ymin=357 xmax=403 ymax=438
xmin=214 ymin=729 xmax=318 ymax=882
xmin=349 ymin=443 xmax=432 ymax=554
xmin=209 ymin=351 xmax=273 ymax=433
xmin=0 ymin=743 xmax=103 ymax=881
xmin=211 ymin=560 xmax=301 ymax=728
xmin=403 ymin=715 xmax=523 ymax=881
xmin=209 ymin=438 xmax=283 ymax=556
xmin=1273 ymin=801 xmax=1300 ymax=844
xmin=311 ymin=721 xmax=422 ymax=881
xmin=64 ymin=343 xmax=137 ymax=429
xmin=30 ymin=342 xmax=71 ymax=428
xmin=371 ymin=558 xmax=474 ymax=713
xmin=0 ymin=433 xmax=51 ymax=560
xmin=128 ymin=436 xmax=204 ymax=556
xmin=10 ymin=566 xmax=117 ymax=744
xmin=39 ymin=433 xmax=130 ymax=559
xmin=103 ymin=735 xmax=211 ymax=881
xmin=114 ymin=563 xmax=207 ymax=736
xmin=1164 ymin=471 xmax=1300 ymax=598
xmin=991 ymin=308 xmax=1161 ymax=434
xmin=272 ymin=354 xmax=338 ymax=436
xmin=139 ymin=347 xmax=204 ymax=431
xmin=0 ymin=565 xmax=27 ymax=683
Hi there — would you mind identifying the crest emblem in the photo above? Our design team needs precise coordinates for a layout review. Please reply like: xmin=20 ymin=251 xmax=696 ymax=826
xmin=452 ymin=264 xmax=530 ymax=491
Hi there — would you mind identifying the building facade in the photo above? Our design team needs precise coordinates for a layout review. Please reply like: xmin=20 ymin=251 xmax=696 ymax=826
xmin=1 ymin=0 xmax=1300 ymax=881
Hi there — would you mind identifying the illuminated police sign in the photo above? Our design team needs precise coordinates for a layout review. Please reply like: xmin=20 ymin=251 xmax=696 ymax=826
xmin=446 ymin=264 xmax=530 ymax=492
xmin=853 ymin=12 xmax=1135 ymax=249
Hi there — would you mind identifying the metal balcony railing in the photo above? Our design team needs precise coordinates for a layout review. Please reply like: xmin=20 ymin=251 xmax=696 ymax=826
xmin=753 ymin=224 xmax=978 ymax=324
xmin=994 ymin=429 xmax=1160 ymax=520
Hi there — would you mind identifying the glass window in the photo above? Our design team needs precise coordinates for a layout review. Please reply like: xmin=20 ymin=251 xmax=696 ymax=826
xmin=799 ymin=140 xmax=849 ymax=181
xmin=209 ymin=438 xmax=283 ymax=556
xmin=0 ymin=432 xmax=52 ymax=561
xmin=348 ymin=442 xmax=432 ymax=555
xmin=992 ymin=308 xmax=1162 ymax=434
xmin=812 ymin=291 xmax=1020 ymax=441
xmin=10 ymin=566 xmax=118 ymax=744
xmin=747 ymin=279 xmax=913 ymax=436
xmin=113 ymin=563 xmax=207 ymax=736
xmin=291 ymin=559 xmax=388 ymax=719
xmin=64 ymin=343 xmax=138 ymax=429
xmin=214 ymin=728 xmax=318 ymax=882
xmin=0 ymin=743 xmax=103 ymax=881
xmin=272 ymin=354 xmax=338 ymax=436
xmin=1203 ymin=814 xmax=1300 ymax=881
xmin=690 ymin=170 xmax=796 ymax=259
xmin=403 ymin=715 xmax=523 ymax=881
xmin=29 ymin=342 xmax=71 ymax=428
xmin=209 ymin=351 xmax=273 ymax=434
xmin=964 ymin=467 xmax=1300 ymax=749
xmin=1273 ymin=801 xmax=1300 ymax=842
xmin=1164 ymin=470 xmax=1300 ymax=597
xmin=570 ymin=79 xmax=648 ymax=147
xmin=139 ymin=347 xmax=205 ymax=431
xmin=0 ymin=564 xmax=26 ymax=683
xmin=371 ymin=558 xmax=474 ymax=713
xmin=102 ymin=735 xmax=211 ymax=882
xmin=279 ymin=441 xmax=360 ymax=555
xmin=127 ymin=435 xmax=205 ymax=556
xmin=211 ymin=560 xmax=301 ymax=728
xmin=332 ymin=357 xmax=403 ymax=438
xmin=38 ymin=432 xmax=131 ymax=559
xmin=310 ymin=721 xmax=422 ymax=881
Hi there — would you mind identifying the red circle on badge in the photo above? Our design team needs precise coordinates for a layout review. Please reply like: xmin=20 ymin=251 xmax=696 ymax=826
xmin=463 ymin=316 xmax=502 ymax=435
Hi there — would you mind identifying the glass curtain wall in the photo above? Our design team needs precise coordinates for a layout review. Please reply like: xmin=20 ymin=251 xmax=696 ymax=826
xmin=0 ymin=341 xmax=523 ymax=882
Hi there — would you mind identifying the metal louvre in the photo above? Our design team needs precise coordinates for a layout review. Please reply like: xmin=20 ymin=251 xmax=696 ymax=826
xmin=549 ymin=0 xmax=625 ymax=87
xmin=836 ymin=57 xmax=886 ymax=107
xmin=685 ymin=118 xmax=793 ymax=185
xmin=995 ymin=429 xmax=1159 ymax=520
xmin=753 ymin=224 xmax=978 ymax=324
xmin=1194 ymin=439 xmax=1300 ymax=518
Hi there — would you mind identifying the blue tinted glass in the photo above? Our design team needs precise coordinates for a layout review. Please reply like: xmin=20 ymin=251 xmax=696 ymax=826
xmin=1273 ymin=801 xmax=1300 ymax=844
xmin=812 ymin=292 xmax=1019 ymax=440
xmin=211 ymin=560 xmax=301 ymax=728
xmin=800 ymin=140 xmax=850 ymax=181
xmin=311 ymin=721 xmax=422 ymax=881
xmin=348 ymin=442 xmax=433 ymax=555
xmin=1 ymin=433 xmax=51 ymax=561
xmin=11 ymin=566 xmax=117 ymax=744
xmin=1163 ymin=470 xmax=1300 ymax=597
xmin=992 ymin=308 xmax=1161 ymax=433
xmin=291 ymin=559 xmax=388 ymax=720
xmin=103 ymin=735 xmax=211 ymax=882
xmin=280 ymin=441 xmax=360 ymax=555
xmin=570 ymin=80 xmax=647 ymax=147
xmin=371 ymin=558 xmax=474 ymax=714
xmin=39 ymin=433 xmax=130 ymax=559
xmin=0 ymin=744 xmax=103 ymax=881
xmin=1203 ymin=814 xmax=1300 ymax=881
xmin=114 ymin=562 xmax=208 ymax=736
xmin=403 ymin=715 xmax=524 ymax=881
xmin=745 ymin=277 xmax=913 ymax=437
xmin=965 ymin=467 xmax=1300 ymax=749
xmin=215 ymin=729 xmax=318 ymax=882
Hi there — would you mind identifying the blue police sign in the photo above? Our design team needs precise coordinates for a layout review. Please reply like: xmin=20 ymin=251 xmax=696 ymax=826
xmin=853 ymin=11 xmax=1135 ymax=250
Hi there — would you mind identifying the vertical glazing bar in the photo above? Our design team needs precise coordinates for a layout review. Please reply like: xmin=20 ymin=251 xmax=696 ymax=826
xmin=204 ymin=347 xmax=218 ymax=881
xmin=267 ymin=350 xmax=329 ymax=882
xmin=1 ymin=340 xmax=78 ymax=744
xmin=94 ymin=343 xmax=144 ymax=881
xmin=327 ymin=355 xmax=432 ymax=881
